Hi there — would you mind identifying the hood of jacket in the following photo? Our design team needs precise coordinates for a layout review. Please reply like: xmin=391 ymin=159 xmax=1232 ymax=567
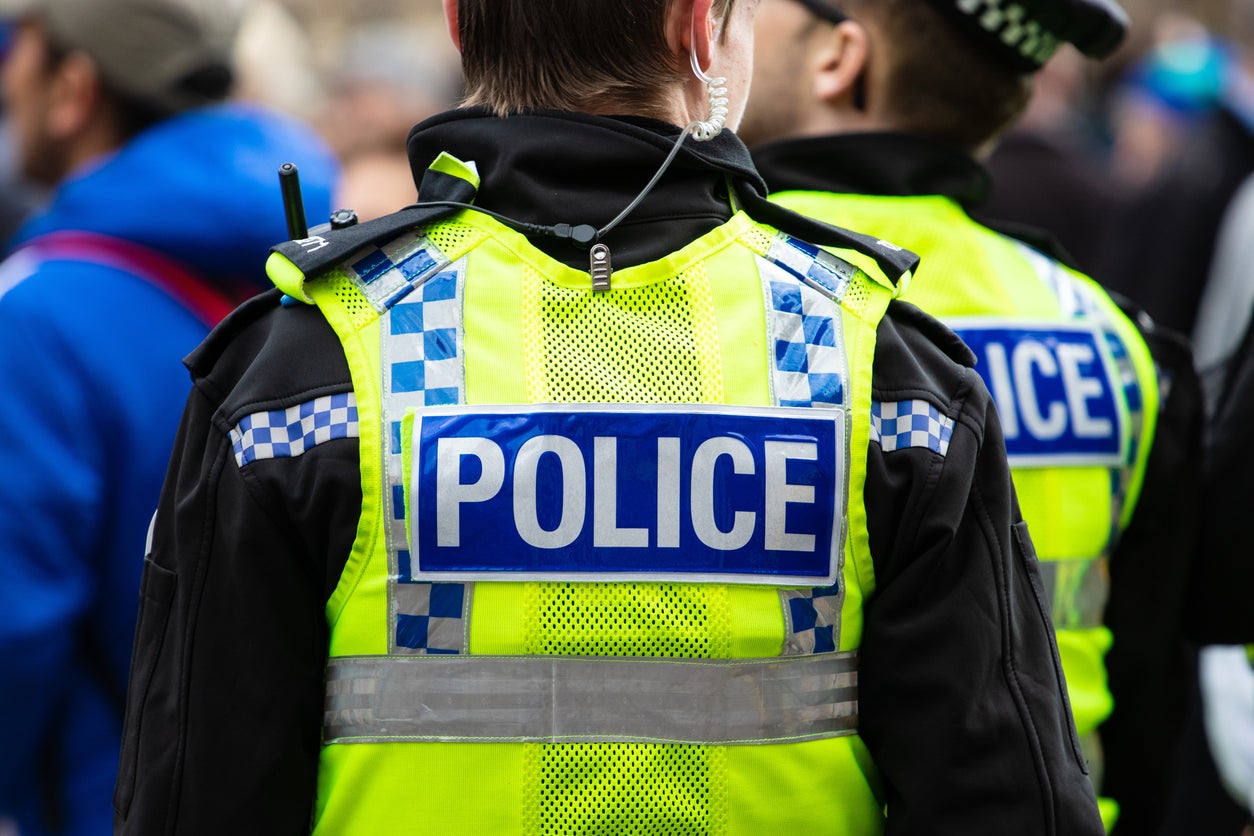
xmin=10 ymin=101 xmax=339 ymax=292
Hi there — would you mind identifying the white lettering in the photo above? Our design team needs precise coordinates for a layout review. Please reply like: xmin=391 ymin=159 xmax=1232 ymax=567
xmin=593 ymin=437 xmax=649 ymax=548
xmin=1056 ymin=343 xmax=1113 ymax=439
xmin=691 ymin=437 xmax=756 ymax=551
xmin=657 ymin=437 xmax=681 ymax=548
xmin=436 ymin=437 xmax=505 ymax=546
xmin=1013 ymin=340 xmax=1067 ymax=440
xmin=984 ymin=342 xmax=1020 ymax=439
xmin=513 ymin=435 xmax=585 ymax=549
xmin=297 ymin=235 xmax=330 ymax=253
xmin=764 ymin=440 xmax=817 ymax=553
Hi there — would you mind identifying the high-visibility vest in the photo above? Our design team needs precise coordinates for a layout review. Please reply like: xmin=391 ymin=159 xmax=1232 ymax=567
xmin=769 ymin=189 xmax=1158 ymax=831
xmin=266 ymin=156 xmax=912 ymax=834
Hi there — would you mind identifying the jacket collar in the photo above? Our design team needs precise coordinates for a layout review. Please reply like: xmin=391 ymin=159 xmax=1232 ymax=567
xmin=751 ymin=132 xmax=992 ymax=208
xmin=275 ymin=109 xmax=919 ymax=282
xmin=401 ymin=109 xmax=917 ymax=281
xmin=404 ymin=107 xmax=763 ymax=268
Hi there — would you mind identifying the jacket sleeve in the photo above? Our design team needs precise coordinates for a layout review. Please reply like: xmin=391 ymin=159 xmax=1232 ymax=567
xmin=0 ymin=274 xmax=102 ymax=811
xmin=113 ymin=353 xmax=361 ymax=834
xmin=859 ymin=302 xmax=1104 ymax=836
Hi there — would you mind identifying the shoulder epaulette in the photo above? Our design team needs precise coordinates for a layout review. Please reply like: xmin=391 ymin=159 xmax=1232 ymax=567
xmin=270 ymin=157 xmax=483 ymax=281
xmin=735 ymin=184 xmax=921 ymax=283
xmin=270 ymin=203 xmax=459 ymax=280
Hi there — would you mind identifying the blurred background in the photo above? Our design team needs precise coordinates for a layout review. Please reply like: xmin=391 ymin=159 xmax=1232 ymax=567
xmin=229 ymin=0 xmax=464 ymax=221
xmin=227 ymin=0 xmax=1254 ymax=259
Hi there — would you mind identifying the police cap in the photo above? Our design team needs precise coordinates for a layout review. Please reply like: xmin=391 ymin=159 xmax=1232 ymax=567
xmin=923 ymin=0 xmax=1129 ymax=71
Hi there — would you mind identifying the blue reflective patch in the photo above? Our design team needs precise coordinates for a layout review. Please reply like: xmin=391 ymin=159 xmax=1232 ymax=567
xmin=351 ymin=249 xmax=392 ymax=285
xmin=407 ymin=405 xmax=845 ymax=584
xmin=954 ymin=324 xmax=1123 ymax=464
xmin=393 ymin=361 xmax=426 ymax=393
xmin=396 ymin=247 xmax=437 ymax=282
xmin=391 ymin=302 xmax=425 ymax=335
xmin=425 ymin=329 xmax=458 ymax=361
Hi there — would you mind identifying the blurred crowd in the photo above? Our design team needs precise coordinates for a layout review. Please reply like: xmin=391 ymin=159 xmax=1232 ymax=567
xmin=0 ymin=0 xmax=1243 ymax=282
xmin=2 ymin=0 xmax=1254 ymax=833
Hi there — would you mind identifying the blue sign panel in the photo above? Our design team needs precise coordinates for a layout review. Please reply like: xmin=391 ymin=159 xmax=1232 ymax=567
xmin=406 ymin=404 xmax=845 ymax=585
xmin=953 ymin=324 xmax=1123 ymax=465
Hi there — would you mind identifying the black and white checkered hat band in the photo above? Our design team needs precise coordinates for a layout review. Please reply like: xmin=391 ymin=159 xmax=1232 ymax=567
xmin=950 ymin=0 xmax=1064 ymax=69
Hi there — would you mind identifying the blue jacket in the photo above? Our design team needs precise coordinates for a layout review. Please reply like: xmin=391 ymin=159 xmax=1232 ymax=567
xmin=0 ymin=102 xmax=337 ymax=836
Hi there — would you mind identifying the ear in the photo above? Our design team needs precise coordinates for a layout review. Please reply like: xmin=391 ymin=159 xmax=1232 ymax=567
xmin=442 ymin=0 xmax=461 ymax=52
xmin=45 ymin=52 xmax=102 ymax=140
xmin=812 ymin=21 xmax=870 ymax=110
xmin=669 ymin=0 xmax=716 ymax=74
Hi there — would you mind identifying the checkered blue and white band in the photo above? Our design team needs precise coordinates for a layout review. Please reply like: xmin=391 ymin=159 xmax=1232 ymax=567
xmin=229 ymin=392 xmax=359 ymax=467
xmin=381 ymin=248 xmax=471 ymax=656
xmin=870 ymin=399 xmax=956 ymax=457
xmin=761 ymin=234 xmax=856 ymax=655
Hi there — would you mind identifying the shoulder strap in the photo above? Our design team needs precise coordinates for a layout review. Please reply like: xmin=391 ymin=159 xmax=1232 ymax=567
xmin=733 ymin=186 xmax=920 ymax=283
xmin=19 ymin=231 xmax=238 ymax=328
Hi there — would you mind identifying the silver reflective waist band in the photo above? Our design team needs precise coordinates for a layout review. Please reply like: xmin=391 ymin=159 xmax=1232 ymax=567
xmin=324 ymin=652 xmax=859 ymax=746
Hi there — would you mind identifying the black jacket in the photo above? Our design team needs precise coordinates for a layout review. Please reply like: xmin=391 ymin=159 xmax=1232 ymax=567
xmin=115 ymin=111 xmax=1101 ymax=835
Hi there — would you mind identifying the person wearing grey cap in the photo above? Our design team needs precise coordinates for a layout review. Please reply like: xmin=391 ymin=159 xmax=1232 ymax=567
xmin=0 ymin=0 xmax=338 ymax=834
xmin=740 ymin=0 xmax=1203 ymax=832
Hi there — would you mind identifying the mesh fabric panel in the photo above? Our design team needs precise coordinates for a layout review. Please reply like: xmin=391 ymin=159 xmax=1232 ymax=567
xmin=524 ymin=582 xmax=732 ymax=658
xmin=328 ymin=268 xmax=377 ymax=330
xmin=523 ymin=743 xmax=728 ymax=836
xmin=524 ymin=263 xmax=722 ymax=403
xmin=515 ymin=258 xmax=735 ymax=833
xmin=842 ymin=271 xmax=872 ymax=318
xmin=737 ymin=224 xmax=775 ymax=255
xmin=425 ymin=217 xmax=485 ymax=255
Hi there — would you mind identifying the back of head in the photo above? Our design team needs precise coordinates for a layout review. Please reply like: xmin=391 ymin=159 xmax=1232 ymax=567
xmin=842 ymin=0 xmax=1127 ymax=152
xmin=457 ymin=0 xmax=732 ymax=119
xmin=2 ymin=0 xmax=240 ymax=120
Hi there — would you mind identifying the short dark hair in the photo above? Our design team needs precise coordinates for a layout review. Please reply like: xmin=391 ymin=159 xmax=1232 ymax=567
xmin=457 ymin=0 xmax=734 ymax=119
xmin=843 ymin=0 xmax=1033 ymax=153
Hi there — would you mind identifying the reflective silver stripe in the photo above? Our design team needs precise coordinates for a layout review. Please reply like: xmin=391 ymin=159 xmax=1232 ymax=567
xmin=325 ymin=652 xmax=858 ymax=746
xmin=1038 ymin=556 xmax=1109 ymax=629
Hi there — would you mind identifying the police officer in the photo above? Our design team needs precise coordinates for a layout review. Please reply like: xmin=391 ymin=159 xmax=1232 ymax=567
xmin=740 ymin=0 xmax=1201 ymax=832
xmin=115 ymin=0 xmax=1103 ymax=832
